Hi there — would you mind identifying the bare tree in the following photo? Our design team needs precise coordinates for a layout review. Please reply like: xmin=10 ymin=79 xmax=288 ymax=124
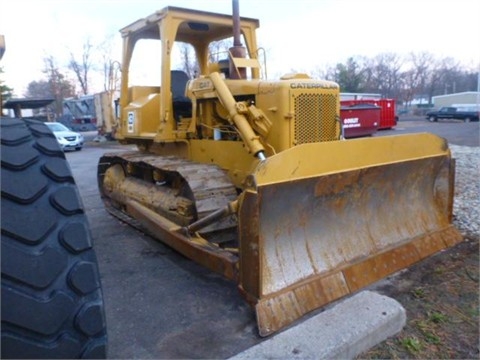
xmin=368 ymin=53 xmax=405 ymax=98
xmin=314 ymin=52 xmax=476 ymax=108
xmin=208 ymin=38 xmax=232 ymax=63
xmin=175 ymin=39 xmax=231 ymax=78
xmin=95 ymin=34 xmax=121 ymax=92
xmin=26 ymin=56 xmax=76 ymax=117
xmin=178 ymin=43 xmax=197 ymax=78
xmin=69 ymin=39 xmax=93 ymax=95
xmin=311 ymin=64 xmax=331 ymax=80
xmin=439 ymin=57 xmax=463 ymax=95
xmin=101 ymin=60 xmax=121 ymax=93
xmin=422 ymin=57 xmax=459 ymax=104
xmin=454 ymin=67 xmax=479 ymax=93
xmin=399 ymin=52 xmax=435 ymax=106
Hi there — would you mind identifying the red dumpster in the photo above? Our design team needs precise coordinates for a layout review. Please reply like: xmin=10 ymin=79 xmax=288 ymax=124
xmin=340 ymin=103 xmax=380 ymax=138
xmin=341 ymin=99 xmax=397 ymax=129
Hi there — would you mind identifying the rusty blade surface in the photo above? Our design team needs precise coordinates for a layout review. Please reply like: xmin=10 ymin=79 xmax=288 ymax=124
xmin=238 ymin=133 xmax=463 ymax=336
xmin=254 ymin=226 xmax=461 ymax=336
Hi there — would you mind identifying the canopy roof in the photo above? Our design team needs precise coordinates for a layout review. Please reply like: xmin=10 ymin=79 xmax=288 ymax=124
xmin=120 ymin=6 xmax=260 ymax=44
xmin=4 ymin=98 xmax=55 ymax=109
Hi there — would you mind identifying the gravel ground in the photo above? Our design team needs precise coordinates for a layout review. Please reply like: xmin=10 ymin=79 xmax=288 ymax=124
xmin=450 ymin=145 xmax=480 ymax=238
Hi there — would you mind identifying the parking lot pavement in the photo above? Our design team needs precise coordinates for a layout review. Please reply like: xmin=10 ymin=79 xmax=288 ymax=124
xmin=376 ymin=116 xmax=479 ymax=147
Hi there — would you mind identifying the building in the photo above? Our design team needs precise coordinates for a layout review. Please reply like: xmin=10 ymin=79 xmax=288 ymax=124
xmin=432 ymin=92 xmax=480 ymax=108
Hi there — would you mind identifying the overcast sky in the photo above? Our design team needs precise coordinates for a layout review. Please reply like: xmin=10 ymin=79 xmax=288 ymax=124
xmin=1 ymin=0 xmax=479 ymax=96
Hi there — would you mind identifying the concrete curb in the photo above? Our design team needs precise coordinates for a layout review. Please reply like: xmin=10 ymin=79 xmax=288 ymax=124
xmin=229 ymin=291 xmax=406 ymax=360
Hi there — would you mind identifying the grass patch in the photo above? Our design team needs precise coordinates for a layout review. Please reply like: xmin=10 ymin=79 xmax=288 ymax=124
xmin=428 ymin=311 xmax=448 ymax=324
xmin=400 ymin=336 xmax=422 ymax=354
xmin=416 ymin=320 xmax=441 ymax=345
xmin=412 ymin=287 xmax=426 ymax=298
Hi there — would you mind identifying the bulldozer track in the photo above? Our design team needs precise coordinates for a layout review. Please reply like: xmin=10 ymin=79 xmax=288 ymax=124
xmin=98 ymin=152 xmax=238 ymax=233
xmin=104 ymin=202 xmax=145 ymax=232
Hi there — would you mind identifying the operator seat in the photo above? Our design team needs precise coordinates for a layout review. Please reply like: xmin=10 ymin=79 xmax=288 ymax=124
xmin=171 ymin=70 xmax=192 ymax=121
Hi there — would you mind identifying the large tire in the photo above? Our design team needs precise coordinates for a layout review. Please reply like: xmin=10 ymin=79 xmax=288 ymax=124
xmin=1 ymin=118 xmax=107 ymax=358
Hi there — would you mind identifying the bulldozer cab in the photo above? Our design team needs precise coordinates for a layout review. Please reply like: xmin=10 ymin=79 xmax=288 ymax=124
xmin=116 ymin=6 xmax=261 ymax=142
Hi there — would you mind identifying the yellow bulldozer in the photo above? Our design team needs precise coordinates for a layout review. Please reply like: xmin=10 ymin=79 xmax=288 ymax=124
xmin=97 ymin=1 xmax=462 ymax=336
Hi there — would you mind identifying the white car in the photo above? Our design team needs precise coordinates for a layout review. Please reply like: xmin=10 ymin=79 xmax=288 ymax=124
xmin=45 ymin=122 xmax=84 ymax=151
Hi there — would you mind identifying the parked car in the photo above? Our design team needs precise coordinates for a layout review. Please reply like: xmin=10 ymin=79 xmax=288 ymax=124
xmin=426 ymin=106 xmax=479 ymax=122
xmin=45 ymin=122 xmax=84 ymax=151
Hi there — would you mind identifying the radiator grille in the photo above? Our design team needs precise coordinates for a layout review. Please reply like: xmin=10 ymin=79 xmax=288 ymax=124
xmin=294 ymin=93 xmax=338 ymax=144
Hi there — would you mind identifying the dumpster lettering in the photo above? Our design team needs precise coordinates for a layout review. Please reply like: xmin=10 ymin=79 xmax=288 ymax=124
xmin=343 ymin=117 xmax=360 ymax=128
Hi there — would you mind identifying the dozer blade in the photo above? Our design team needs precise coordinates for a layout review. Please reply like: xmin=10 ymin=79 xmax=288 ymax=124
xmin=237 ymin=133 xmax=463 ymax=336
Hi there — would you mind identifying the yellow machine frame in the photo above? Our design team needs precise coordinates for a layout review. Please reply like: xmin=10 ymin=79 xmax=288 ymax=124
xmin=98 ymin=4 xmax=463 ymax=336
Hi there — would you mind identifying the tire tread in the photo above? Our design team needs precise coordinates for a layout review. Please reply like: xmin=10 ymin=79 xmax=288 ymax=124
xmin=1 ymin=118 xmax=107 ymax=359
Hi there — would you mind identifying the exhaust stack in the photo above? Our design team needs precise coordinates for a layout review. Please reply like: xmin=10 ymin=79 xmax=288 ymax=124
xmin=229 ymin=0 xmax=247 ymax=79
